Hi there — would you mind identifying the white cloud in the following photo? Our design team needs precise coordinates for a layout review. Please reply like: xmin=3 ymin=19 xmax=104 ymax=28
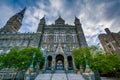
xmin=20 ymin=0 xmax=66 ymax=33
xmin=0 ymin=4 xmax=15 ymax=28
xmin=50 ymin=0 xmax=63 ymax=11
xmin=77 ymin=1 xmax=120 ymax=46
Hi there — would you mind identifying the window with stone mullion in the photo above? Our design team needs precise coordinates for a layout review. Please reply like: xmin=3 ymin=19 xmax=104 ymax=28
xmin=61 ymin=32 xmax=65 ymax=42
xmin=72 ymin=34 xmax=76 ymax=42
xmin=44 ymin=32 xmax=48 ymax=42
xmin=54 ymin=32 xmax=59 ymax=42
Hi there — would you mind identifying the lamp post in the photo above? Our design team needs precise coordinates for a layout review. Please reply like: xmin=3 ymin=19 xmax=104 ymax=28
xmin=82 ymin=53 xmax=95 ymax=80
xmin=84 ymin=54 xmax=89 ymax=70
xmin=30 ymin=52 xmax=36 ymax=68
xmin=25 ymin=52 xmax=36 ymax=80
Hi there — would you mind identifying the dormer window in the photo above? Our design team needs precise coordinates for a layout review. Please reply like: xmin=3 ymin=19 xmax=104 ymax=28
xmin=55 ymin=16 xmax=65 ymax=25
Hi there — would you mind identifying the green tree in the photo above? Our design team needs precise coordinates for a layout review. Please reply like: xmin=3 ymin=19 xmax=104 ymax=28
xmin=0 ymin=47 xmax=45 ymax=70
xmin=72 ymin=46 xmax=120 ymax=75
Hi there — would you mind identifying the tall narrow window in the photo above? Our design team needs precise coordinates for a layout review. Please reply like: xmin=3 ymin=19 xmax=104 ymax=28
xmin=44 ymin=32 xmax=48 ymax=42
xmin=72 ymin=34 xmax=75 ymax=42
xmin=61 ymin=32 xmax=65 ymax=42
xmin=54 ymin=31 xmax=59 ymax=42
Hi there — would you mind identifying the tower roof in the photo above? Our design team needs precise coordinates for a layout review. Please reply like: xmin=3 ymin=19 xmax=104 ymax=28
xmin=74 ymin=16 xmax=80 ymax=25
xmin=55 ymin=16 xmax=65 ymax=25
xmin=18 ymin=7 xmax=26 ymax=17
xmin=39 ymin=16 xmax=45 ymax=25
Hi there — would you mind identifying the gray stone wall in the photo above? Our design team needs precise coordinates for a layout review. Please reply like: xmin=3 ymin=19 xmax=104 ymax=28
xmin=0 ymin=32 xmax=41 ymax=53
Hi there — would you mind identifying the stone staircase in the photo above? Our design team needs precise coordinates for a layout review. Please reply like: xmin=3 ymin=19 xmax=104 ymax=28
xmin=35 ymin=70 xmax=85 ymax=80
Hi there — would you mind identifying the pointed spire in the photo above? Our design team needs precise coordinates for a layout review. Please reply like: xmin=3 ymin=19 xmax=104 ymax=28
xmin=39 ymin=16 xmax=46 ymax=25
xmin=41 ymin=16 xmax=45 ymax=21
xmin=18 ymin=7 xmax=26 ymax=17
xmin=75 ymin=16 xmax=79 ymax=21
xmin=74 ymin=16 xmax=80 ymax=25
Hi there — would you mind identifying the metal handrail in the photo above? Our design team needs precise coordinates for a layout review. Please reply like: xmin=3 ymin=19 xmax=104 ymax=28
xmin=50 ymin=70 xmax=54 ymax=80
xmin=65 ymin=70 xmax=69 ymax=80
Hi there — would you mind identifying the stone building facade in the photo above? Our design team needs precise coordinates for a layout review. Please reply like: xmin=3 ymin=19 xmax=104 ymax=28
xmin=98 ymin=28 xmax=120 ymax=56
xmin=0 ymin=8 xmax=87 ymax=72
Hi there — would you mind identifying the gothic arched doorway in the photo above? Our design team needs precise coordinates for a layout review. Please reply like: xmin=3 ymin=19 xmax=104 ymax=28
xmin=56 ymin=54 xmax=64 ymax=70
xmin=47 ymin=56 xmax=52 ymax=70
xmin=67 ymin=56 xmax=73 ymax=70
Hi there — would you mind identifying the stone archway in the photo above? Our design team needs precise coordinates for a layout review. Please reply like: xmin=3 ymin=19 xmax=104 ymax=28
xmin=47 ymin=56 xmax=52 ymax=70
xmin=67 ymin=56 xmax=73 ymax=70
xmin=55 ymin=54 xmax=64 ymax=70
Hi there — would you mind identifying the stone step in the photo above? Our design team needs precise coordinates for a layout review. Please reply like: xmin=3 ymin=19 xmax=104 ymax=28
xmin=35 ymin=73 xmax=51 ymax=80
xmin=45 ymin=70 xmax=53 ymax=73
xmin=54 ymin=70 xmax=65 ymax=73
xmin=67 ymin=70 xmax=75 ymax=73
xmin=67 ymin=73 xmax=85 ymax=80
xmin=35 ymin=73 xmax=85 ymax=80
xmin=52 ymin=73 xmax=67 ymax=80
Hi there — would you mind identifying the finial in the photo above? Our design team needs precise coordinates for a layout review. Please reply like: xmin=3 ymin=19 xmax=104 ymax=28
xmin=59 ymin=15 xmax=61 ymax=18
xmin=19 ymin=7 xmax=26 ymax=15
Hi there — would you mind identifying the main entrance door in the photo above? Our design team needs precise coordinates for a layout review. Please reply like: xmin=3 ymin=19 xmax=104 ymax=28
xmin=56 ymin=54 xmax=64 ymax=70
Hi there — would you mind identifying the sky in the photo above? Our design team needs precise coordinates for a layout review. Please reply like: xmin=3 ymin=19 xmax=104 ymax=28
xmin=0 ymin=0 xmax=120 ymax=46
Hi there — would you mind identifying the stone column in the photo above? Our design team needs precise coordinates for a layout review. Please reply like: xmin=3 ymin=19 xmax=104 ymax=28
xmin=64 ymin=59 xmax=68 ymax=71
xmin=43 ymin=58 xmax=47 ymax=72
xmin=73 ymin=57 xmax=76 ymax=72
xmin=52 ymin=58 xmax=55 ymax=71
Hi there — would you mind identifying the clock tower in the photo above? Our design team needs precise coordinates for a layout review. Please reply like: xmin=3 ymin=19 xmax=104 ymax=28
xmin=0 ymin=8 xmax=26 ymax=33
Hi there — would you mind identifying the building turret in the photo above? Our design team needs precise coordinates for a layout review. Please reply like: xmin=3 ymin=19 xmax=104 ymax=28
xmin=37 ymin=16 xmax=45 ymax=33
xmin=74 ymin=16 xmax=80 ymax=25
xmin=74 ymin=17 xmax=87 ymax=47
xmin=0 ymin=8 xmax=26 ymax=33
xmin=39 ymin=16 xmax=46 ymax=25
xmin=55 ymin=16 xmax=65 ymax=25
